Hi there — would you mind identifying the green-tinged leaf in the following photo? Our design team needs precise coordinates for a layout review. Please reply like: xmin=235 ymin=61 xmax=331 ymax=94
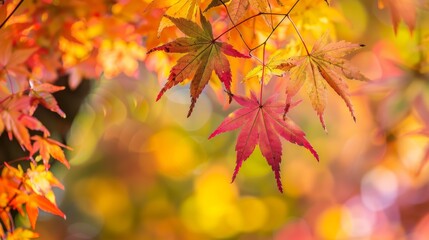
xmin=148 ymin=12 xmax=249 ymax=116
xmin=204 ymin=0 xmax=231 ymax=12
xmin=244 ymin=46 xmax=300 ymax=82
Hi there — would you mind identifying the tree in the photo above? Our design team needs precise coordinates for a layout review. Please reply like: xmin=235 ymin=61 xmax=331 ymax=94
xmin=0 ymin=0 xmax=428 ymax=239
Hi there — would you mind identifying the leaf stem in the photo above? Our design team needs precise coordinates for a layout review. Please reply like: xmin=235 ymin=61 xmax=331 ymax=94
xmin=7 ymin=211 xmax=15 ymax=232
xmin=259 ymin=12 xmax=286 ymax=16
xmin=259 ymin=43 xmax=267 ymax=104
xmin=1 ymin=156 xmax=30 ymax=168
xmin=0 ymin=0 xmax=24 ymax=29
xmin=214 ymin=0 xmax=303 ymax=50
xmin=288 ymin=15 xmax=310 ymax=55
xmin=249 ymin=14 xmax=288 ymax=53
xmin=267 ymin=0 xmax=275 ymax=30
xmin=287 ymin=0 xmax=302 ymax=15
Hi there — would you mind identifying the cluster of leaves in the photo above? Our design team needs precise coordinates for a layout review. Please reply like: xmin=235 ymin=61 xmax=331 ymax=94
xmin=0 ymin=26 xmax=70 ymax=240
xmin=0 ymin=0 xmax=425 ymax=239
xmin=0 ymin=163 xmax=65 ymax=238
xmin=147 ymin=0 xmax=369 ymax=192
xmin=0 ymin=0 xmax=156 ymax=238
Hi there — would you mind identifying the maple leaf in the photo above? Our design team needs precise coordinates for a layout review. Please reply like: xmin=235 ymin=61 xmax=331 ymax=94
xmin=30 ymin=136 xmax=72 ymax=169
xmin=227 ymin=0 xmax=249 ymax=25
xmin=248 ymin=0 xmax=268 ymax=13
xmin=1 ymin=163 xmax=64 ymax=231
xmin=204 ymin=0 xmax=231 ymax=12
xmin=148 ymin=13 xmax=249 ymax=116
xmin=281 ymin=34 xmax=368 ymax=130
xmin=1 ymin=164 xmax=64 ymax=229
xmin=225 ymin=0 xmax=268 ymax=26
xmin=0 ymin=96 xmax=50 ymax=151
xmin=0 ymin=38 xmax=37 ymax=85
xmin=26 ymin=163 xmax=65 ymax=195
xmin=378 ymin=0 xmax=416 ymax=33
xmin=0 ymin=177 xmax=20 ymax=236
xmin=244 ymin=45 xmax=299 ymax=82
xmin=154 ymin=0 xmax=199 ymax=36
xmin=4 ymin=228 xmax=39 ymax=240
xmin=29 ymin=82 xmax=66 ymax=118
xmin=209 ymin=93 xmax=319 ymax=192
xmin=14 ymin=193 xmax=65 ymax=229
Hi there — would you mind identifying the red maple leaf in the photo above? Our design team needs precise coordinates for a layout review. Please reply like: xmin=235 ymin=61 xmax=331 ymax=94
xmin=209 ymin=93 xmax=319 ymax=192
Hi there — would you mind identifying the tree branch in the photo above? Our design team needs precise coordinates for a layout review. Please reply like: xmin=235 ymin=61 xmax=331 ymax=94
xmin=0 ymin=0 xmax=24 ymax=29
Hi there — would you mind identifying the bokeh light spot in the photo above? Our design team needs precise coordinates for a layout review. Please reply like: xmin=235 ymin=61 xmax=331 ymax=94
xmin=316 ymin=205 xmax=349 ymax=239
xmin=236 ymin=197 xmax=268 ymax=232
xmin=148 ymin=129 xmax=201 ymax=180
xmin=361 ymin=167 xmax=398 ymax=211
xmin=72 ymin=177 xmax=133 ymax=234
xmin=342 ymin=196 xmax=376 ymax=238
xmin=180 ymin=166 xmax=241 ymax=238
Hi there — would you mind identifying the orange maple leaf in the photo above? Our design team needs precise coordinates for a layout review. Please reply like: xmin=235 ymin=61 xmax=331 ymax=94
xmin=0 ymin=96 xmax=49 ymax=151
xmin=14 ymin=193 xmax=65 ymax=229
xmin=0 ymin=38 xmax=37 ymax=90
xmin=4 ymin=228 xmax=39 ymax=240
xmin=29 ymin=81 xmax=66 ymax=118
xmin=30 ymin=136 xmax=72 ymax=169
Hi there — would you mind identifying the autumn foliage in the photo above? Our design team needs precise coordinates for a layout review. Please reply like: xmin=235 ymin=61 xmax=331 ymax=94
xmin=0 ymin=0 xmax=427 ymax=239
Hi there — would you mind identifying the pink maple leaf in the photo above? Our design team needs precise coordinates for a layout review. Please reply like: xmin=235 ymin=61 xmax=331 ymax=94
xmin=209 ymin=93 xmax=319 ymax=192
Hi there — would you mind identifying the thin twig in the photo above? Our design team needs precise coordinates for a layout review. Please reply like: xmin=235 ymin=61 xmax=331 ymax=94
xmin=249 ymin=0 xmax=302 ymax=53
xmin=214 ymin=12 xmax=263 ymax=41
xmin=288 ymin=15 xmax=310 ymax=55
xmin=286 ymin=0 xmax=301 ymax=15
xmin=214 ymin=0 xmax=302 ymax=42
xmin=0 ymin=0 xmax=24 ymax=29
xmin=0 ymin=156 xmax=30 ymax=168
xmin=249 ymin=14 xmax=288 ymax=53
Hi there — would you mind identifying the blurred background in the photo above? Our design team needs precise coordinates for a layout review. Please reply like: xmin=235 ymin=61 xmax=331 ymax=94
xmin=14 ymin=0 xmax=428 ymax=239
